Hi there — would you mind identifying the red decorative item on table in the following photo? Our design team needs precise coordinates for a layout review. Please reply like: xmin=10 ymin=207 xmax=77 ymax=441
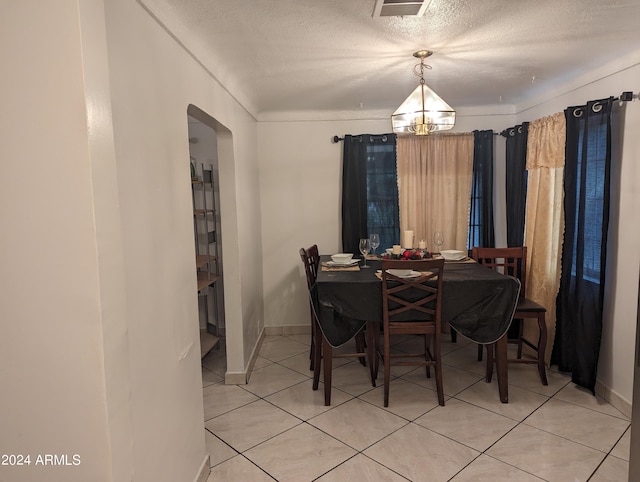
xmin=382 ymin=249 xmax=430 ymax=260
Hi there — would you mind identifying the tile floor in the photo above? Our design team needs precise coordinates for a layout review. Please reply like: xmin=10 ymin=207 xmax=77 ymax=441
xmin=201 ymin=334 xmax=631 ymax=481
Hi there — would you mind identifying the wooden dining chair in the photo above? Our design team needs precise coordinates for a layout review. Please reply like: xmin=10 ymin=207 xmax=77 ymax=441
xmin=376 ymin=258 xmax=446 ymax=407
xmin=308 ymin=286 xmax=376 ymax=405
xmin=300 ymin=245 xmax=366 ymax=372
xmin=472 ymin=247 xmax=548 ymax=385
xmin=300 ymin=245 xmax=320 ymax=370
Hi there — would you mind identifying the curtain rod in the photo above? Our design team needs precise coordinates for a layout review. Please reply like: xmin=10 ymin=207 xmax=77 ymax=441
xmin=332 ymin=132 xmax=472 ymax=143
xmin=332 ymin=134 xmax=393 ymax=143
xmin=499 ymin=91 xmax=638 ymax=137
xmin=615 ymin=91 xmax=638 ymax=102
xmin=334 ymin=92 xmax=638 ymax=143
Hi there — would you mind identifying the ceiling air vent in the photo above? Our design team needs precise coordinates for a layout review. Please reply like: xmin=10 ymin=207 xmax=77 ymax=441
xmin=372 ymin=0 xmax=430 ymax=17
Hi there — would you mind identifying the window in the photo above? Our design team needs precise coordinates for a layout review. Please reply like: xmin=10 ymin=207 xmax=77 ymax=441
xmin=467 ymin=176 xmax=483 ymax=250
xmin=366 ymin=143 xmax=399 ymax=251
xmin=343 ymin=134 xmax=479 ymax=253
xmin=467 ymin=130 xmax=494 ymax=250
xmin=553 ymin=97 xmax=614 ymax=390
xmin=571 ymin=120 xmax=608 ymax=283
xmin=341 ymin=134 xmax=399 ymax=255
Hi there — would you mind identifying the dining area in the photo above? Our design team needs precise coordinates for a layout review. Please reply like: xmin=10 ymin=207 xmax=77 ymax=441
xmin=206 ymin=226 xmax=631 ymax=480
xmin=249 ymin=105 xmax=629 ymax=478
xmin=200 ymin=239 xmax=628 ymax=480
xmin=301 ymin=237 xmax=542 ymax=407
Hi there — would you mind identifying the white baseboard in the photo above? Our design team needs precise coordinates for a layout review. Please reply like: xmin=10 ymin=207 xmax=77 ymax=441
xmin=224 ymin=327 xmax=266 ymax=385
xmin=193 ymin=454 xmax=210 ymax=482
xmin=595 ymin=380 xmax=632 ymax=419
xmin=264 ymin=324 xmax=311 ymax=336
xmin=245 ymin=328 xmax=266 ymax=382
xmin=225 ymin=371 xmax=247 ymax=384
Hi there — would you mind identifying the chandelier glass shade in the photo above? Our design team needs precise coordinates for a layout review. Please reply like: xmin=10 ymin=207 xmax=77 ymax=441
xmin=391 ymin=50 xmax=456 ymax=135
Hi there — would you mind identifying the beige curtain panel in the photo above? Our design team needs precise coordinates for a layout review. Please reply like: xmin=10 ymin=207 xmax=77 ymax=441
xmin=397 ymin=134 xmax=474 ymax=252
xmin=524 ymin=111 xmax=566 ymax=363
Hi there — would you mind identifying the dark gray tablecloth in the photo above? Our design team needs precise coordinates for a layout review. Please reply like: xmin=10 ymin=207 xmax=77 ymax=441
xmin=315 ymin=257 xmax=520 ymax=347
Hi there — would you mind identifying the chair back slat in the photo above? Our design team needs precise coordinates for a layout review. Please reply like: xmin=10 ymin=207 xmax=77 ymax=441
xmin=472 ymin=246 xmax=527 ymax=295
xmin=381 ymin=259 xmax=445 ymax=325
xmin=299 ymin=244 xmax=320 ymax=290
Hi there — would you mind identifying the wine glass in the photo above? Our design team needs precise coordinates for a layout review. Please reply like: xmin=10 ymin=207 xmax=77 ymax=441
xmin=369 ymin=233 xmax=380 ymax=257
xmin=433 ymin=231 xmax=444 ymax=255
xmin=359 ymin=238 xmax=371 ymax=268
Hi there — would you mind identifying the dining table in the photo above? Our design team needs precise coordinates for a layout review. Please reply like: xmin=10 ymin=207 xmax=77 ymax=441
xmin=315 ymin=255 xmax=521 ymax=403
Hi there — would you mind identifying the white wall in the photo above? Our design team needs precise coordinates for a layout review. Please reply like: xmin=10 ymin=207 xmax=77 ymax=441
xmin=1 ymin=2 xmax=113 ymax=480
xmin=259 ymin=119 xmax=387 ymax=330
xmin=2 ymin=0 xmax=264 ymax=480
xmin=103 ymin=0 xmax=263 ymax=479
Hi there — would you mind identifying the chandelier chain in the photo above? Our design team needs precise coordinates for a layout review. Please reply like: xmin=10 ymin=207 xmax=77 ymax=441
xmin=412 ymin=60 xmax=432 ymax=81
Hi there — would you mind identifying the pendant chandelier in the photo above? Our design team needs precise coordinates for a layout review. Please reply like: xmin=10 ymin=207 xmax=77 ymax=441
xmin=391 ymin=50 xmax=455 ymax=135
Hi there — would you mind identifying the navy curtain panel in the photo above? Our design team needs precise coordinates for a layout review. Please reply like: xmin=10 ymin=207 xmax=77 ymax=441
xmin=503 ymin=123 xmax=529 ymax=247
xmin=341 ymin=135 xmax=368 ymax=255
xmin=551 ymin=97 xmax=613 ymax=393
xmin=341 ymin=134 xmax=398 ymax=255
xmin=468 ymin=130 xmax=495 ymax=249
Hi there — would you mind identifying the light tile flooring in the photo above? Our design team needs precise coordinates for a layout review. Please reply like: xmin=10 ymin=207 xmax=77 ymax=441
xmin=201 ymin=334 xmax=631 ymax=481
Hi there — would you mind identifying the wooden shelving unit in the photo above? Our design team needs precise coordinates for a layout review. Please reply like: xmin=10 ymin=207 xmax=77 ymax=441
xmin=197 ymin=270 xmax=220 ymax=291
xmin=192 ymin=163 xmax=224 ymax=358
xmin=196 ymin=255 xmax=217 ymax=269
xmin=200 ymin=330 xmax=220 ymax=359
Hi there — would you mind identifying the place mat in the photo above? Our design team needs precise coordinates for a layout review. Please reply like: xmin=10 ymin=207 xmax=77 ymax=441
xmin=321 ymin=262 xmax=360 ymax=272
xmin=444 ymin=257 xmax=475 ymax=263
xmin=431 ymin=255 xmax=475 ymax=263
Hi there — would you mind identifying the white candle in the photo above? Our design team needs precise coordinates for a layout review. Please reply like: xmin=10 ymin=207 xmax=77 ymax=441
xmin=403 ymin=230 xmax=414 ymax=249
xmin=392 ymin=245 xmax=402 ymax=255
xmin=418 ymin=240 xmax=426 ymax=250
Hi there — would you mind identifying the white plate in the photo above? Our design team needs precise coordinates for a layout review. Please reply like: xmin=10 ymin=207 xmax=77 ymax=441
xmin=379 ymin=269 xmax=421 ymax=279
xmin=326 ymin=260 xmax=359 ymax=267
xmin=387 ymin=269 xmax=412 ymax=277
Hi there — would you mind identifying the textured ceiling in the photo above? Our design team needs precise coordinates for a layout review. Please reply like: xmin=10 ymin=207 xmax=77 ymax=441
xmin=140 ymin=0 xmax=640 ymax=118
